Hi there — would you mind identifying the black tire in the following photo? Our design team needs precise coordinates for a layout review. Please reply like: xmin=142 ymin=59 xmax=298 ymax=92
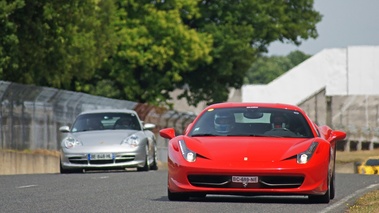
xmin=309 ymin=176 xmax=331 ymax=203
xmin=60 ymin=163 xmax=70 ymax=174
xmin=167 ymin=189 xmax=189 ymax=201
xmin=137 ymin=145 xmax=150 ymax=172
xmin=309 ymin=190 xmax=330 ymax=203
xmin=330 ymin=172 xmax=336 ymax=199
xmin=149 ymin=145 xmax=158 ymax=171
xmin=60 ymin=160 xmax=82 ymax=174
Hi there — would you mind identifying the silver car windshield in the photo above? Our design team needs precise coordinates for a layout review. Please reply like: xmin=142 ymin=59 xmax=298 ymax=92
xmin=71 ymin=113 xmax=142 ymax=132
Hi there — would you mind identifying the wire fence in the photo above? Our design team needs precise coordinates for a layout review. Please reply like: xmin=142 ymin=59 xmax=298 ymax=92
xmin=2 ymin=81 xmax=379 ymax=155
xmin=0 ymin=81 xmax=195 ymax=157
xmin=299 ymin=89 xmax=379 ymax=151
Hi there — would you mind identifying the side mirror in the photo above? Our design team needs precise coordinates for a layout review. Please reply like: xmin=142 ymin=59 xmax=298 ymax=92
xmin=143 ymin=123 xmax=156 ymax=130
xmin=331 ymin=130 xmax=346 ymax=141
xmin=59 ymin=126 xmax=70 ymax=133
xmin=159 ymin=128 xmax=176 ymax=140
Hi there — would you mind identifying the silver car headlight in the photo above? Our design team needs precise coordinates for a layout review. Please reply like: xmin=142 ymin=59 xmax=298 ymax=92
xmin=179 ymin=140 xmax=197 ymax=162
xmin=121 ymin=134 xmax=140 ymax=147
xmin=63 ymin=137 xmax=82 ymax=149
xmin=297 ymin=142 xmax=319 ymax=164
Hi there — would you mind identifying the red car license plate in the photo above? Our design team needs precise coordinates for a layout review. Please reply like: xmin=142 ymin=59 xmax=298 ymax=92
xmin=232 ymin=176 xmax=258 ymax=183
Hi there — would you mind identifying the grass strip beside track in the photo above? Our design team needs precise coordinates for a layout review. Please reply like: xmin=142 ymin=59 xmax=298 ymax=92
xmin=337 ymin=149 xmax=379 ymax=212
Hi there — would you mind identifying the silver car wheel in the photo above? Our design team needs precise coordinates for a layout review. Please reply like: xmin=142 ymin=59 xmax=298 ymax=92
xmin=137 ymin=144 xmax=150 ymax=172
xmin=150 ymin=144 xmax=158 ymax=170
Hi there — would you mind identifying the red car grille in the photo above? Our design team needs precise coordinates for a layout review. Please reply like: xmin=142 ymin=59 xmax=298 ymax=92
xmin=187 ymin=175 xmax=304 ymax=189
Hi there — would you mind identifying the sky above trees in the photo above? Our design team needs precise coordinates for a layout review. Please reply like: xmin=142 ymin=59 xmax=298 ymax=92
xmin=268 ymin=0 xmax=379 ymax=55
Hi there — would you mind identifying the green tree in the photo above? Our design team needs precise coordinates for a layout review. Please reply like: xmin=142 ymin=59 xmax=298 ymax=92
xmin=177 ymin=0 xmax=321 ymax=106
xmin=244 ymin=50 xmax=311 ymax=84
xmin=79 ymin=0 xmax=213 ymax=107
xmin=287 ymin=50 xmax=312 ymax=66
xmin=0 ymin=0 xmax=321 ymax=109
xmin=0 ymin=0 xmax=25 ymax=77
xmin=0 ymin=0 xmax=117 ymax=88
xmin=78 ymin=0 xmax=320 ymax=108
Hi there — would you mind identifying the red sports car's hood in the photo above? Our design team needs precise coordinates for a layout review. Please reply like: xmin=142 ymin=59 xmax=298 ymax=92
xmin=184 ymin=136 xmax=314 ymax=162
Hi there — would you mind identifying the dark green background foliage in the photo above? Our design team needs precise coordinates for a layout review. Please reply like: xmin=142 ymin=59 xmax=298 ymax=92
xmin=244 ymin=50 xmax=311 ymax=84
xmin=0 ymin=0 xmax=321 ymax=108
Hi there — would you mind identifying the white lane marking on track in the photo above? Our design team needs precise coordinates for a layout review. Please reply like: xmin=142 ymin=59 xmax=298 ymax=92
xmin=91 ymin=176 xmax=109 ymax=179
xmin=320 ymin=183 xmax=379 ymax=213
xmin=16 ymin=185 xmax=38 ymax=189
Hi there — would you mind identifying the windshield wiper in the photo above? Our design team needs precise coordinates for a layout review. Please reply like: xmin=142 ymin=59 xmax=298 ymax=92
xmin=191 ymin=133 xmax=218 ymax=137
xmin=246 ymin=134 xmax=270 ymax=137
xmin=192 ymin=133 xmax=251 ymax=137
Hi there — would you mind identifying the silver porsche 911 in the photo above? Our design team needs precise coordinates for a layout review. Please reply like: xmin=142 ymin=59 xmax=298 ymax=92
xmin=59 ymin=109 xmax=158 ymax=173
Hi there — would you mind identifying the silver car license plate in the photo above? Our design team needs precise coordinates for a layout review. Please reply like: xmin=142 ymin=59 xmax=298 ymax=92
xmin=90 ymin=153 xmax=113 ymax=160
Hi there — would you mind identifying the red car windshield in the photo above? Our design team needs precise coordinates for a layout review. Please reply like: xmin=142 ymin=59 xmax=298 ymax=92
xmin=189 ymin=107 xmax=313 ymax=138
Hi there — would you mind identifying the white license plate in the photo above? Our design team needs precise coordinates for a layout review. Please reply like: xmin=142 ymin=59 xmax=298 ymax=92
xmin=232 ymin=176 xmax=258 ymax=183
xmin=90 ymin=153 xmax=113 ymax=160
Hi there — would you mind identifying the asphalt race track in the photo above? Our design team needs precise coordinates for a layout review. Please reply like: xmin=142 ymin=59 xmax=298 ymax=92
xmin=0 ymin=170 xmax=378 ymax=213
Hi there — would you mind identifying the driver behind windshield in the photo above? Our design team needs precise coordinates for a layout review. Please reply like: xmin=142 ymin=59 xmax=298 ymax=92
xmin=271 ymin=113 xmax=289 ymax=129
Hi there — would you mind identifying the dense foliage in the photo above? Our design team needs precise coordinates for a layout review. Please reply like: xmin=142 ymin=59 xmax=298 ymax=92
xmin=0 ymin=0 xmax=117 ymax=88
xmin=0 ymin=0 xmax=321 ymax=108
xmin=244 ymin=50 xmax=311 ymax=84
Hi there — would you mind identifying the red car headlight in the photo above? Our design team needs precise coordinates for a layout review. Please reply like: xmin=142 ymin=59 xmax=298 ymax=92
xmin=297 ymin=142 xmax=319 ymax=164
xmin=179 ymin=140 xmax=197 ymax=162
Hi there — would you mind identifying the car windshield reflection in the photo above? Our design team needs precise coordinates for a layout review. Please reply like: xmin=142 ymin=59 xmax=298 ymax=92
xmin=71 ymin=112 xmax=142 ymax=132
xmin=188 ymin=107 xmax=313 ymax=138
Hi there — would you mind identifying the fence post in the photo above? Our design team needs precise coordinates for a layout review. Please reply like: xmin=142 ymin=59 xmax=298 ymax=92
xmin=326 ymin=96 xmax=332 ymax=128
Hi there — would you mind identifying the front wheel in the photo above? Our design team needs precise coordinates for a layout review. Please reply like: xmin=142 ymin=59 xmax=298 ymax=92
xmin=60 ymin=160 xmax=82 ymax=174
xmin=149 ymin=144 xmax=158 ymax=170
xmin=60 ymin=163 xmax=70 ymax=174
xmin=330 ymin=172 xmax=336 ymax=199
xmin=137 ymin=145 xmax=150 ymax=172
xmin=309 ymin=190 xmax=330 ymax=203
xmin=309 ymin=175 xmax=331 ymax=203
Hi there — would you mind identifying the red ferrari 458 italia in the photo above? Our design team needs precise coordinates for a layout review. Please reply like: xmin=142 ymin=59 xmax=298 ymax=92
xmin=159 ymin=102 xmax=346 ymax=203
